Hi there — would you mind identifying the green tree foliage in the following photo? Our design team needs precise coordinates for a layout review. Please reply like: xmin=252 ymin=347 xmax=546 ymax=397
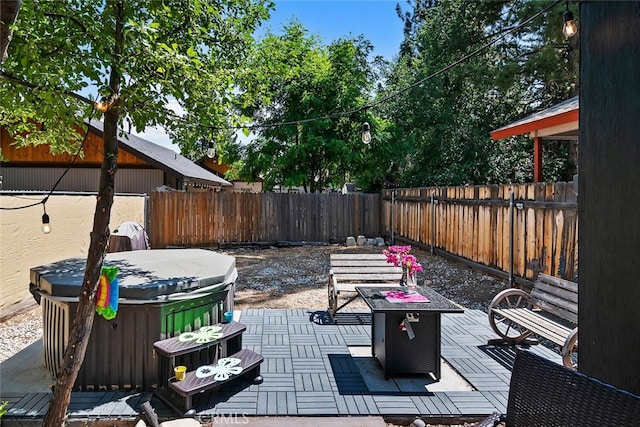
xmin=235 ymin=21 xmax=376 ymax=192
xmin=0 ymin=1 xmax=272 ymax=423
xmin=377 ymin=0 xmax=579 ymax=186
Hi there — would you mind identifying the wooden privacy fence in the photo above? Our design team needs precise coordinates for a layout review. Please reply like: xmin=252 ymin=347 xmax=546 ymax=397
xmin=382 ymin=182 xmax=578 ymax=282
xmin=149 ymin=191 xmax=381 ymax=248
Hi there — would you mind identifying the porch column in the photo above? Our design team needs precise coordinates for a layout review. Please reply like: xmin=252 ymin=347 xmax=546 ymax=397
xmin=533 ymin=136 xmax=543 ymax=183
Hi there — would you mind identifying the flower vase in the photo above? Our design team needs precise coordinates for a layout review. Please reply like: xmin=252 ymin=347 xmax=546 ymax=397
xmin=406 ymin=273 xmax=417 ymax=294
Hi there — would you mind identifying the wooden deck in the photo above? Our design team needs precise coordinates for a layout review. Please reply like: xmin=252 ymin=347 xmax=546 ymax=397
xmin=1 ymin=308 xmax=561 ymax=425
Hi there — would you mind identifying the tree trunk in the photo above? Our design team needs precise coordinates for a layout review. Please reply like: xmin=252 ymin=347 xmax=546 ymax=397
xmin=43 ymin=109 xmax=119 ymax=425
xmin=43 ymin=1 xmax=124 ymax=423
xmin=0 ymin=0 xmax=22 ymax=63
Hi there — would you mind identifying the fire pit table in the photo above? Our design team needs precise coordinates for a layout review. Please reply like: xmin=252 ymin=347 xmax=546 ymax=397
xmin=356 ymin=286 xmax=463 ymax=380
xmin=29 ymin=248 xmax=237 ymax=391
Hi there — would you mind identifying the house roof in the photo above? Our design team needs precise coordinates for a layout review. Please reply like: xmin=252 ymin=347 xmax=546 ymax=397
xmin=490 ymin=96 xmax=579 ymax=140
xmin=88 ymin=120 xmax=232 ymax=187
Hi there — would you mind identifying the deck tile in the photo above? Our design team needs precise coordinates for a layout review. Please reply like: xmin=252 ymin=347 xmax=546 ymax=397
xmin=2 ymin=309 xmax=551 ymax=423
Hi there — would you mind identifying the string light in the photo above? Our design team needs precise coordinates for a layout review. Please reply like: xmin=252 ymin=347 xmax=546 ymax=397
xmin=1 ymin=2 xmax=562 ymax=149
xmin=206 ymin=141 xmax=216 ymax=159
xmin=41 ymin=202 xmax=51 ymax=234
xmin=0 ymin=98 xmax=98 ymax=239
xmin=562 ymin=2 xmax=577 ymax=38
xmin=95 ymin=96 xmax=110 ymax=113
xmin=361 ymin=122 xmax=371 ymax=144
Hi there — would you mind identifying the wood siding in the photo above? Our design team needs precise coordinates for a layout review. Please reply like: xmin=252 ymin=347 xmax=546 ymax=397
xmin=149 ymin=192 xmax=381 ymax=248
xmin=382 ymin=183 xmax=578 ymax=281
xmin=1 ymin=125 xmax=148 ymax=166
xmin=0 ymin=167 xmax=163 ymax=193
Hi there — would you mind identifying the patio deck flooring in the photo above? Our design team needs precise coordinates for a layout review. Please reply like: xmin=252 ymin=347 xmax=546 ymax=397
xmin=0 ymin=308 xmax=561 ymax=425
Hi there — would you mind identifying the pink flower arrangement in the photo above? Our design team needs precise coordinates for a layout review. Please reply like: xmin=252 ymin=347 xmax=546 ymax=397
xmin=382 ymin=245 xmax=423 ymax=276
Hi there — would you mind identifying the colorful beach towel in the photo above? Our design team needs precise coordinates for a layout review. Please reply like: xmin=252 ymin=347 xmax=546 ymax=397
xmin=96 ymin=265 xmax=119 ymax=319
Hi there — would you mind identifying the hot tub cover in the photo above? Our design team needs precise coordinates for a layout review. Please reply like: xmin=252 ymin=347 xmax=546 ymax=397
xmin=30 ymin=249 xmax=236 ymax=301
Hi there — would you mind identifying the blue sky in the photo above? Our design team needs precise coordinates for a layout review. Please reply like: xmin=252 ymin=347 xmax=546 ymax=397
xmin=137 ymin=0 xmax=405 ymax=150
xmin=261 ymin=0 xmax=405 ymax=60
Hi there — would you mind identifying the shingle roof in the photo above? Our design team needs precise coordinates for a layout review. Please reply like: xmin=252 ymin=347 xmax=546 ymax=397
xmin=88 ymin=119 xmax=231 ymax=187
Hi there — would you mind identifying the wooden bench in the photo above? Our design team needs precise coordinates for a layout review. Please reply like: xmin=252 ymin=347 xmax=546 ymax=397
xmin=327 ymin=253 xmax=403 ymax=316
xmin=153 ymin=321 xmax=263 ymax=414
xmin=488 ymin=273 xmax=578 ymax=369
xmin=475 ymin=350 xmax=640 ymax=427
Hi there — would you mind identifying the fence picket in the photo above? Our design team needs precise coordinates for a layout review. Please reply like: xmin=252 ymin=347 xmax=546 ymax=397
xmin=148 ymin=183 xmax=578 ymax=282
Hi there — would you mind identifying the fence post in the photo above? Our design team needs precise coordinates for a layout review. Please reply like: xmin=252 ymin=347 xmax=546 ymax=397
xmin=509 ymin=189 xmax=514 ymax=287
xmin=430 ymin=190 xmax=435 ymax=255
xmin=391 ymin=190 xmax=396 ymax=245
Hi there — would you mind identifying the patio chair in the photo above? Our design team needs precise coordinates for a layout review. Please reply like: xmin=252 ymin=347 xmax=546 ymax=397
xmin=476 ymin=350 xmax=640 ymax=426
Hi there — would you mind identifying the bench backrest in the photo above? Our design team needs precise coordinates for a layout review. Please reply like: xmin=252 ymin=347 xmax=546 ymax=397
xmin=531 ymin=273 xmax=578 ymax=324
xmin=506 ymin=350 xmax=640 ymax=427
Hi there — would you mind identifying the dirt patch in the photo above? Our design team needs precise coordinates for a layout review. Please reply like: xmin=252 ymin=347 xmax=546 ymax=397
xmin=217 ymin=244 xmax=509 ymax=312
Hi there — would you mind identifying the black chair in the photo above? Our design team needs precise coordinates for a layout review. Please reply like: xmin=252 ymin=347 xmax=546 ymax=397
xmin=477 ymin=350 xmax=640 ymax=426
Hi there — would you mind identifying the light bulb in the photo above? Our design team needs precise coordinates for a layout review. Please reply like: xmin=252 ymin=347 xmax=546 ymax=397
xmin=206 ymin=142 xmax=216 ymax=159
xmin=562 ymin=10 xmax=577 ymax=38
xmin=95 ymin=97 xmax=109 ymax=112
xmin=362 ymin=122 xmax=371 ymax=144
xmin=42 ymin=213 xmax=51 ymax=234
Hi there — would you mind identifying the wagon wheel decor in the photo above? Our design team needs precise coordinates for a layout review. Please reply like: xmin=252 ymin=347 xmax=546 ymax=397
xmin=488 ymin=288 xmax=534 ymax=341
xmin=562 ymin=327 xmax=578 ymax=370
xmin=178 ymin=325 xmax=223 ymax=344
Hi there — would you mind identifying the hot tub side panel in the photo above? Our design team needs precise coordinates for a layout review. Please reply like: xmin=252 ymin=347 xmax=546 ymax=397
xmin=42 ymin=285 xmax=233 ymax=391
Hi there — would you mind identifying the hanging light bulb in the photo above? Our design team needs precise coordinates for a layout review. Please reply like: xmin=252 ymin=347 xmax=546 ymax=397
xmin=562 ymin=3 xmax=577 ymax=38
xmin=362 ymin=122 xmax=371 ymax=144
xmin=206 ymin=141 xmax=216 ymax=159
xmin=95 ymin=96 xmax=109 ymax=113
xmin=41 ymin=206 xmax=51 ymax=234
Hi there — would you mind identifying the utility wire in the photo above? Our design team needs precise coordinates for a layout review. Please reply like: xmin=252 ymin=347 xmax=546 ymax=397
xmin=366 ymin=0 xmax=561 ymax=111
xmin=0 ymin=0 xmax=561 ymax=159
xmin=0 ymin=101 xmax=97 ymax=211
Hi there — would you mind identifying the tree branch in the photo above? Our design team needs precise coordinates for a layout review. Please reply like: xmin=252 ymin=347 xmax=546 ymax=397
xmin=0 ymin=70 xmax=95 ymax=106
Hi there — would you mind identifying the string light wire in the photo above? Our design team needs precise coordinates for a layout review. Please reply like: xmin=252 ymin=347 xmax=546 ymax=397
xmin=0 ymin=100 xmax=97 ymax=211
xmin=195 ymin=0 xmax=562 ymax=132
xmin=0 ymin=0 xmax=562 ymax=182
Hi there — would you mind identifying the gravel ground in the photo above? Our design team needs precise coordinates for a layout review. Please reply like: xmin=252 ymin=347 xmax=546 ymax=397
xmin=0 ymin=244 xmax=509 ymax=363
xmin=223 ymin=243 xmax=509 ymax=312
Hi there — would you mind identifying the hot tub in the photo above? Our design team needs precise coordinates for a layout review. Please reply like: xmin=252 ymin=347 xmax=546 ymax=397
xmin=29 ymin=249 xmax=237 ymax=391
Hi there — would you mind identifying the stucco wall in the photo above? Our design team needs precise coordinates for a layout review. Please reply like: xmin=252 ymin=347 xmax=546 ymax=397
xmin=0 ymin=193 xmax=146 ymax=315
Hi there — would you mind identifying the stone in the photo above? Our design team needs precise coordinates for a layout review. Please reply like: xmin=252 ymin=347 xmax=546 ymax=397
xmin=346 ymin=236 xmax=356 ymax=246
xmin=356 ymin=235 xmax=366 ymax=246
xmin=375 ymin=237 xmax=385 ymax=246
xmin=366 ymin=238 xmax=375 ymax=246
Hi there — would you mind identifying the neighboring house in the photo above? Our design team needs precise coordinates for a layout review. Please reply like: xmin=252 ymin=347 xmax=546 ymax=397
xmin=0 ymin=119 xmax=232 ymax=194
xmin=491 ymin=96 xmax=579 ymax=183
xmin=198 ymin=156 xmax=263 ymax=193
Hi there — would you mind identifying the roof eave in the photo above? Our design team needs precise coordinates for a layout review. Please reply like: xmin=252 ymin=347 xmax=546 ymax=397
xmin=490 ymin=109 xmax=579 ymax=140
